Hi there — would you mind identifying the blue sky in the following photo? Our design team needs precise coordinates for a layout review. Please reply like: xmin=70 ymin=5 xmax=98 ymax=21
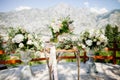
xmin=0 ymin=0 xmax=120 ymax=12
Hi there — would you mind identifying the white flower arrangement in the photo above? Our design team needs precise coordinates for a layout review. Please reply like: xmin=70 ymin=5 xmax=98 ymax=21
xmin=49 ymin=16 xmax=74 ymax=42
xmin=80 ymin=29 xmax=108 ymax=50
xmin=6 ymin=27 xmax=42 ymax=52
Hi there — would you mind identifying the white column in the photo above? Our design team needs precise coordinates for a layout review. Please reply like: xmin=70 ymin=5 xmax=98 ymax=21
xmin=49 ymin=46 xmax=58 ymax=80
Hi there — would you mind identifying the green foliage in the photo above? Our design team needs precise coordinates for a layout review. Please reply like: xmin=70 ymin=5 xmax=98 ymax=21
xmin=0 ymin=37 xmax=3 ymax=50
xmin=105 ymin=24 xmax=120 ymax=48
xmin=0 ymin=54 xmax=9 ymax=60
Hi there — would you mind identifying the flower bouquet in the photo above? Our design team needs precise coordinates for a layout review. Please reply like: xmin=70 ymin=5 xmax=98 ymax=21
xmin=7 ymin=27 xmax=42 ymax=52
xmin=49 ymin=16 xmax=74 ymax=42
xmin=56 ymin=35 xmax=83 ymax=50
xmin=80 ymin=29 xmax=108 ymax=50
xmin=80 ymin=29 xmax=108 ymax=73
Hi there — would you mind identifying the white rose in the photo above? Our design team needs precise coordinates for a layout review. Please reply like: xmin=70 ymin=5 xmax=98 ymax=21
xmin=93 ymin=39 xmax=97 ymax=42
xmin=81 ymin=44 xmax=86 ymax=48
xmin=97 ymin=41 xmax=101 ymax=45
xmin=27 ymin=40 xmax=33 ymax=45
xmin=99 ymin=34 xmax=106 ymax=42
xmin=13 ymin=34 xmax=24 ymax=43
xmin=85 ymin=40 xmax=92 ymax=46
xmin=19 ymin=43 xmax=24 ymax=48
xmin=12 ymin=38 xmax=15 ymax=43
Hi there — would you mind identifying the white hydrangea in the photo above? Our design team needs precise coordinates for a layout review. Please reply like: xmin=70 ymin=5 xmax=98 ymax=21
xmin=85 ymin=39 xmax=92 ymax=46
xmin=12 ymin=34 xmax=24 ymax=43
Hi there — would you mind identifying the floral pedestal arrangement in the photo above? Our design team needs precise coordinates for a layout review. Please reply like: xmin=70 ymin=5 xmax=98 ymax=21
xmin=80 ymin=29 xmax=108 ymax=74
xmin=19 ymin=50 xmax=34 ymax=80
xmin=49 ymin=16 xmax=74 ymax=43
xmin=86 ymin=49 xmax=98 ymax=73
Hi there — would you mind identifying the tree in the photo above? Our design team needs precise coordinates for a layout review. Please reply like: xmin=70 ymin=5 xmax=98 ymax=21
xmin=105 ymin=24 xmax=120 ymax=48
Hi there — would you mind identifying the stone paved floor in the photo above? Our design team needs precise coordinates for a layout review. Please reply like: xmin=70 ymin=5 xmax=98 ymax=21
xmin=0 ymin=62 xmax=120 ymax=80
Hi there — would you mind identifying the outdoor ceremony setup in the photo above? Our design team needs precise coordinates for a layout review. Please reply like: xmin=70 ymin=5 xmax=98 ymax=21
xmin=0 ymin=15 xmax=120 ymax=80
xmin=0 ymin=0 xmax=120 ymax=80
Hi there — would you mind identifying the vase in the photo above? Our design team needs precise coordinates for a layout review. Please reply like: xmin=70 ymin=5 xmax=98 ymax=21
xmin=86 ymin=49 xmax=98 ymax=74
xmin=19 ymin=50 xmax=32 ymax=65
xmin=19 ymin=50 xmax=34 ymax=80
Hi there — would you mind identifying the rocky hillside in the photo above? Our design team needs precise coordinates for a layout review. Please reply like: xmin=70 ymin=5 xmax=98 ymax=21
xmin=0 ymin=3 xmax=120 ymax=35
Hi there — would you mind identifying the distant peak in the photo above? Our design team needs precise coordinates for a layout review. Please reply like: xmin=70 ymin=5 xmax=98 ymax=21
xmin=55 ymin=3 xmax=73 ymax=8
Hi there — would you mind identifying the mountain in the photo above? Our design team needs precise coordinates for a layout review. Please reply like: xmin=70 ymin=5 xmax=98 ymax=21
xmin=0 ymin=3 xmax=120 ymax=35
xmin=97 ymin=9 xmax=120 ymax=29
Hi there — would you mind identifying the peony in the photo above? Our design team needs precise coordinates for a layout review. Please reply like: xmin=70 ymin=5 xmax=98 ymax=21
xmin=12 ymin=34 xmax=24 ymax=43
xmin=85 ymin=40 xmax=92 ymax=46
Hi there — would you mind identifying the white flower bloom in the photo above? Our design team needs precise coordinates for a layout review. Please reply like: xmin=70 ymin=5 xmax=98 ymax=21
xmin=19 ymin=43 xmax=24 ymax=48
xmin=81 ymin=44 xmax=86 ymax=48
xmin=86 ymin=40 xmax=92 ymax=46
xmin=2 ymin=35 xmax=9 ymax=42
xmin=93 ymin=39 xmax=97 ymax=42
xmin=34 ymin=51 xmax=41 ymax=58
xmin=13 ymin=34 xmax=24 ymax=43
xmin=51 ymin=21 xmax=62 ymax=33
xmin=27 ymin=40 xmax=33 ymax=45
xmin=41 ymin=43 xmax=45 ymax=48
xmin=71 ymin=35 xmax=78 ymax=41
xmin=99 ymin=34 xmax=106 ymax=42
xmin=28 ymin=34 xmax=33 ymax=39
xmin=33 ymin=41 xmax=39 ymax=48
xmin=69 ymin=24 xmax=74 ymax=31
xmin=12 ymin=38 xmax=15 ymax=43
xmin=97 ymin=41 xmax=101 ymax=45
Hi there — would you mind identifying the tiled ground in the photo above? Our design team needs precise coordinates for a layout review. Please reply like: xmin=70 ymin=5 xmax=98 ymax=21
xmin=0 ymin=62 xmax=120 ymax=80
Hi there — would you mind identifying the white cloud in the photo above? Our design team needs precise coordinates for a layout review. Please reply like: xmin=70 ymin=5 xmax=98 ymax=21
xmin=84 ymin=2 xmax=89 ymax=7
xmin=90 ymin=7 xmax=108 ymax=14
xmin=118 ymin=0 xmax=120 ymax=2
xmin=15 ymin=6 xmax=31 ymax=11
